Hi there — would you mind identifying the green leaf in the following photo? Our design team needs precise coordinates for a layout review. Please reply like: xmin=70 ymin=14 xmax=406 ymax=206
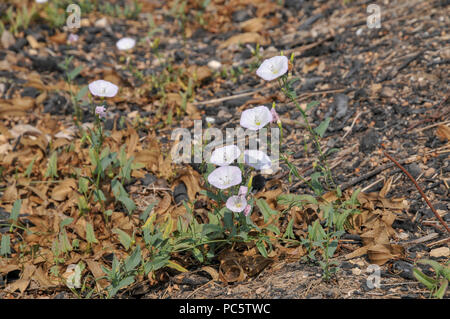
xmin=75 ymin=85 xmax=88 ymax=101
xmin=86 ymin=223 xmax=98 ymax=244
xmin=140 ymin=202 xmax=157 ymax=221
xmin=59 ymin=217 xmax=73 ymax=229
xmin=44 ymin=152 xmax=58 ymax=178
xmin=68 ymin=65 xmax=83 ymax=81
xmin=10 ymin=199 xmax=22 ymax=222
xmin=24 ymin=156 xmax=36 ymax=178
xmin=413 ymin=268 xmax=437 ymax=290
xmin=256 ymin=240 xmax=268 ymax=258
xmin=113 ymin=229 xmax=132 ymax=250
xmin=78 ymin=177 xmax=89 ymax=194
xmin=124 ymin=246 xmax=141 ymax=272
xmin=256 ymin=199 xmax=278 ymax=223
xmin=314 ymin=117 xmax=331 ymax=137
xmin=433 ymin=279 xmax=448 ymax=299
xmin=1 ymin=235 xmax=11 ymax=256
xmin=118 ymin=195 xmax=136 ymax=215
xmin=283 ymin=218 xmax=295 ymax=239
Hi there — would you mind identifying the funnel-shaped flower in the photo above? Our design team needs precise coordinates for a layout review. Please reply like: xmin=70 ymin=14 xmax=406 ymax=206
xmin=88 ymin=80 xmax=118 ymax=98
xmin=95 ymin=106 xmax=107 ymax=118
xmin=207 ymin=166 xmax=242 ymax=190
xmin=238 ymin=186 xmax=248 ymax=197
xmin=240 ymin=106 xmax=273 ymax=130
xmin=244 ymin=150 xmax=272 ymax=170
xmin=243 ymin=204 xmax=252 ymax=216
xmin=256 ymin=56 xmax=288 ymax=81
xmin=226 ymin=195 xmax=247 ymax=213
xmin=116 ymin=37 xmax=136 ymax=51
xmin=209 ymin=145 xmax=241 ymax=166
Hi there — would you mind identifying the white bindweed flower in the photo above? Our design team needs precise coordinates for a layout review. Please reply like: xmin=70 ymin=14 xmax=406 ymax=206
xmin=240 ymin=106 xmax=273 ymax=130
xmin=116 ymin=37 xmax=136 ymax=51
xmin=35 ymin=0 xmax=48 ymax=3
xmin=226 ymin=195 xmax=247 ymax=213
xmin=244 ymin=150 xmax=272 ymax=170
xmin=209 ymin=145 xmax=241 ymax=166
xmin=207 ymin=165 xmax=242 ymax=190
xmin=88 ymin=80 xmax=118 ymax=97
xmin=256 ymin=55 xmax=289 ymax=81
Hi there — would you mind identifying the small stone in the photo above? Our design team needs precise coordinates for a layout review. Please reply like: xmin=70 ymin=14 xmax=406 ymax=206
xmin=207 ymin=60 xmax=222 ymax=70
xmin=407 ymin=163 xmax=421 ymax=179
xmin=424 ymin=167 xmax=435 ymax=178
xmin=359 ymin=129 xmax=379 ymax=154
xmin=94 ymin=17 xmax=109 ymax=28
xmin=356 ymin=28 xmax=363 ymax=36
xmin=334 ymin=94 xmax=349 ymax=119
xmin=351 ymin=268 xmax=362 ymax=275
xmin=255 ymin=287 xmax=265 ymax=294
xmin=430 ymin=247 xmax=449 ymax=258
xmin=1 ymin=30 xmax=15 ymax=49
xmin=397 ymin=232 xmax=409 ymax=240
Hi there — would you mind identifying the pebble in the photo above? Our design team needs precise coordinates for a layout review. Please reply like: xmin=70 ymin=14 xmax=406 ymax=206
xmin=356 ymin=28 xmax=363 ymax=36
xmin=424 ymin=167 xmax=435 ymax=178
xmin=207 ymin=60 xmax=222 ymax=71
xmin=351 ymin=268 xmax=362 ymax=275
xmin=94 ymin=17 xmax=109 ymax=28
xmin=430 ymin=247 xmax=449 ymax=258
xmin=359 ymin=129 xmax=379 ymax=153
xmin=334 ymin=94 xmax=349 ymax=119
xmin=407 ymin=163 xmax=421 ymax=179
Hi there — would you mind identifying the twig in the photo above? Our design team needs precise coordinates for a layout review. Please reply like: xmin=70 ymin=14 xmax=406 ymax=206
xmin=382 ymin=150 xmax=450 ymax=233
xmin=426 ymin=236 xmax=450 ymax=248
xmin=341 ymin=111 xmax=365 ymax=140
xmin=400 ymin=232 xmax=438 ymax=246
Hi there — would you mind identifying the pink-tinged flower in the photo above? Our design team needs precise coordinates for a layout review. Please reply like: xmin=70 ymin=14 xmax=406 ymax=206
xmin=244 ymin=150 xmax=272 ymax=170
xmin=207 ymin=166 xmax=242 ymax=190
xmin=209 ymin=145 xmax=241 ymax=166
xmin=67 ymin=33 xmax=79 ymax=44
xmin=243 ymin=204 xmax=252 ymax=216
xmin=238 ymin=186 xmax=248 ymax=197
xmin=95 ymin=106 xmax=107 ymax=118
xmin=88 ymin=80 xmax=118 ymax=98
xmin=226 ymin=195 xmax=247 ymax=213
xmin=271 ymin=108 xmax=280 ymax=124
xmin=116 ymin=37 xmax=136 ymax=51
xmin=240 ymin=106 xmax=273 ymax=130
xmin=256 ymin=56 xmax=288 ymax=81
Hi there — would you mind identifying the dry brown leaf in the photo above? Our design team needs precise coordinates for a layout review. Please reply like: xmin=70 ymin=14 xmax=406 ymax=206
xmin=85 ymin=259 xmax=109 ymax=289
xmin=436 ymin=125 xmax=450 ymax=141
xmin=240 ymin=18 xmax=266 ymax=32
xmin=51 ymin=179 xmax=77 ymax=201
xmin=174 ymin=167 xmax=203 ymax=202
xmin=219 ymin=32 xmax=268 ymax=48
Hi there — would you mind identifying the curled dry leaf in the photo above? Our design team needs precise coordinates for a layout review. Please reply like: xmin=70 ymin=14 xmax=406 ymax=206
xmin=51 ymin=179 xmax=77 ymax=201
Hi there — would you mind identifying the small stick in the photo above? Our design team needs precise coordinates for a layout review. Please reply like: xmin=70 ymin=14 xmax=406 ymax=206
xmin=383 ymin=150 xmax=450 ymax=233
xmin=426 ymin=237 xmax=450 ymax=248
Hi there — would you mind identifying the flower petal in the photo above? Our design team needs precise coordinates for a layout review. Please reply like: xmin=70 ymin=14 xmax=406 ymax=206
xmin=207 ymin=166 xmax=242 ymax=190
